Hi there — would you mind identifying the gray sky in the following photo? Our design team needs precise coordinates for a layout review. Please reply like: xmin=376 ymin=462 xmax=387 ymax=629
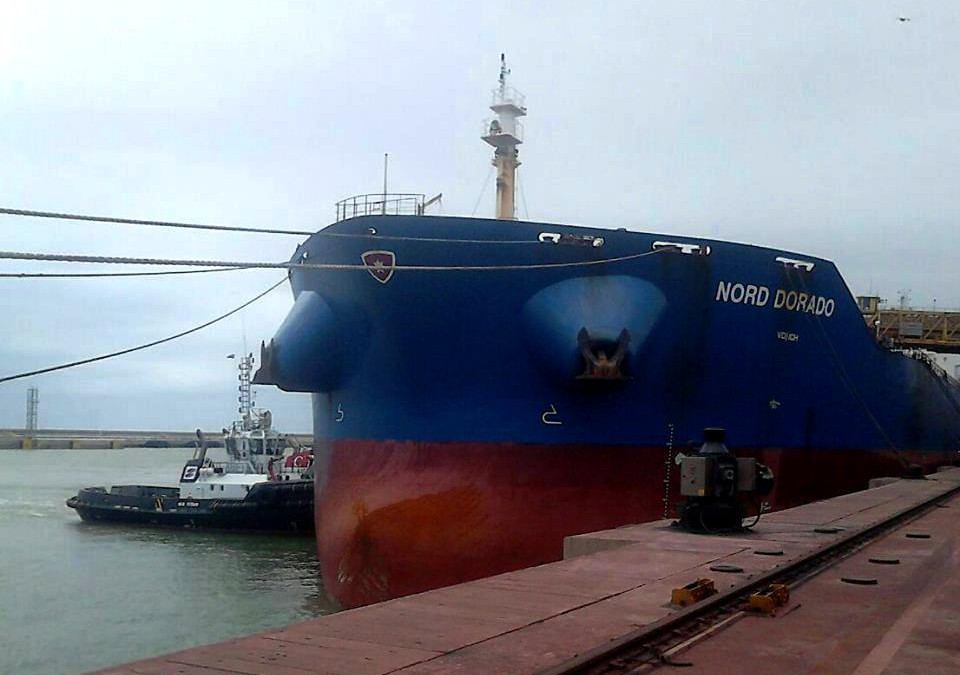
xmin=1 ymin=1 xmax=957 ymax=431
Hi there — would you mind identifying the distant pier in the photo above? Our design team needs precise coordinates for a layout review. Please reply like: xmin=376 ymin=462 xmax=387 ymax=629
xmin=0 ymin=428 xmax=312 ymax=450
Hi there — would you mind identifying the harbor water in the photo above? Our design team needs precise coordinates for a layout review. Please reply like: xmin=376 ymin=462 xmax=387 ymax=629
xmin=0 ymin=447 xmax=335 ymax=675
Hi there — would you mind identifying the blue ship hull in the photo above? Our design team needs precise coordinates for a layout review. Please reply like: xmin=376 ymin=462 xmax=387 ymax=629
xmin=258 ymin=214 xmax=960 ymax=607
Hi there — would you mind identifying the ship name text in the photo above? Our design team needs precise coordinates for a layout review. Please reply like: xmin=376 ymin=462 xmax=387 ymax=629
xmin=715 ymin=281 xmax=836 ymax=317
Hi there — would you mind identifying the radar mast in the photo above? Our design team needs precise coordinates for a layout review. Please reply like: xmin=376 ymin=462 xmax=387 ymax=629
xmin=481 ymin=54 xmax=527 ymax=220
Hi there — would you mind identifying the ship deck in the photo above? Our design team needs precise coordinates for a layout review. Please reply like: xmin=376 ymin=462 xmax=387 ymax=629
xmin=90 ymin=468 xmax=960 ymax=675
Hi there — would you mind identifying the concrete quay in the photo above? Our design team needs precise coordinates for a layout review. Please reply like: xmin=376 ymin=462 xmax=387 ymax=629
xmin=0 ymin=428 xmax=312 ymax=450
xmin=88 ymin=468 xmax=960 ymax=675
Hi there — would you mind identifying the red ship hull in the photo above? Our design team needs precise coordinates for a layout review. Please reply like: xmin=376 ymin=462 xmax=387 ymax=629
xmin=315 ymin=440 xmax=947 ymax=609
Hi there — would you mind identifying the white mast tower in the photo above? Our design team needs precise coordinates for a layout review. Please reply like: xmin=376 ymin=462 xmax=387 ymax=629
xmin=237 ymin=353 xmax=256 ymax=430
xmin=482 ymin=54 xmax=527 ymax=220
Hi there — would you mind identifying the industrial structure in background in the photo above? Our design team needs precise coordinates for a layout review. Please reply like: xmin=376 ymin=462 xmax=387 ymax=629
xmin=23 ymin=386 xmax=38 ymax=448
xmin=858 ymin=295 xmax=960 ymax=354
xmin=482 ymin=53 xmax=526 ymax=220
xmin=2 ymin=354 xmax=311 ymax=450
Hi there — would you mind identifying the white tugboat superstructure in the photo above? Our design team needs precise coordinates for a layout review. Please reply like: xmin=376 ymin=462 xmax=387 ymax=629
xmin=66 ymin=354 xmax=314 ymax=532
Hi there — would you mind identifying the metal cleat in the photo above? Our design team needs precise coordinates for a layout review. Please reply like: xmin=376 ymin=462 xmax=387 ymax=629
xmin=671 ymin=578 xmax=717 ymax=607
xmin=747 ymin=583 xmax=790 ymax=615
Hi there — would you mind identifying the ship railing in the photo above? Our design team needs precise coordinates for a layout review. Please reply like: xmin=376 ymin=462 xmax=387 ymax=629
xmin=335 ymin=194 xmax=426 ymax=222
xmin=898 ymin=348 xmax=960 ymax=386
xmin=491 ymin=86 xmax=526 ymax=110
xmin=481 ymin=118 xmax=524 ymax=143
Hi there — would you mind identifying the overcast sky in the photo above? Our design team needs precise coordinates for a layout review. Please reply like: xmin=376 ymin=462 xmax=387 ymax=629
xmin=1 ymin=1 xmax=957 ymax=431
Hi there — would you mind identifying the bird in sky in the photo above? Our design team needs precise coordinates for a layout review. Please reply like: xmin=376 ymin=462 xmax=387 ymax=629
xmin=898 ymin=16 xmax=911 ymax=22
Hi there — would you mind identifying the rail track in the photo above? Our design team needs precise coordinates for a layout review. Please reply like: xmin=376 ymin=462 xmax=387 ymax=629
xmin=543 ymin=478 xmax=960 ymax=675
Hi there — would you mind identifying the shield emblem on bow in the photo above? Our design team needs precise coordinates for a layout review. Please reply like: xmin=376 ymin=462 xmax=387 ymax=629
xmin=361 ymin=250 xmax=396 ymax=284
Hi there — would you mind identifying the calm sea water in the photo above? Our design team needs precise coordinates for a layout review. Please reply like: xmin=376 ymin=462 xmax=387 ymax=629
xmin=0 ymin=447 xmax=335 ymax=675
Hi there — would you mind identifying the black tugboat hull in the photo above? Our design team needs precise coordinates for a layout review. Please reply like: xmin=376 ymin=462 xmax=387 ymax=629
xmin=66 ymin=482 xmax=314 ymax=534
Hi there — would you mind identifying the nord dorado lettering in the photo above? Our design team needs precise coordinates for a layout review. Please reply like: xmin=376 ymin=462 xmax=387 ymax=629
xmin=715 ymin=281 xmax=836 ymax=317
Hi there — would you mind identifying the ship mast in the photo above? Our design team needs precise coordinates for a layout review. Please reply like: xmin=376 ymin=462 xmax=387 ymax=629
xmin=482 ymin=54 xmax=527 ymax=220
xmin=237 ymin=353 xmax=256 ymax=430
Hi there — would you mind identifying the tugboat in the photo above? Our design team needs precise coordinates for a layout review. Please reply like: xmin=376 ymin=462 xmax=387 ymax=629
xmin=67 ymin=354 xmax=314 ymax=533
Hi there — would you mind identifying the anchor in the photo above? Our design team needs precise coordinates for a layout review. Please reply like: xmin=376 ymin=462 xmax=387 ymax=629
xmin=576 ymin=327 xmax=630 ymax=380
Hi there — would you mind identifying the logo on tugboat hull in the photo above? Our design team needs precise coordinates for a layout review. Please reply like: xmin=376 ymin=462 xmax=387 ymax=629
xmin=361 ymin=250 xmax=396 ymax=284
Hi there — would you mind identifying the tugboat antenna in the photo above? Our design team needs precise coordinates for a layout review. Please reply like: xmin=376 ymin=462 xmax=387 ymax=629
xmin=237 ymin=354 xmax=255 ymax=429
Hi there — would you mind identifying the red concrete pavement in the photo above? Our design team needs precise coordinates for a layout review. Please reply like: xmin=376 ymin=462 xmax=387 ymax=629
xmin=89 ymin=469 xmax=960 ymax=675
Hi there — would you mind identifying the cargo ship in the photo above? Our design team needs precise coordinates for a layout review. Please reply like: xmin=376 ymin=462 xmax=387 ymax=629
xmin=254 ymin=58 xmax=960 ymax=607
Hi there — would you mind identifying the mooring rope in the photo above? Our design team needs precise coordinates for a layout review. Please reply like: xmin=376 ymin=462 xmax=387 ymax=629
xmin=0 ymin=279 xmax=287 ymax=384
xmin=0 ymin=207 xmax=549 ymax=245
xmin=0 ymin=247 xmax=663 ymax=272
xmin=0 ymin=268 xmax=240 ymax=278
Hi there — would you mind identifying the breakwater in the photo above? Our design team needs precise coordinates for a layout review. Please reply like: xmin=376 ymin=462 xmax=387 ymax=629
xmin=0 ymin=428 xmax=312 ymax=450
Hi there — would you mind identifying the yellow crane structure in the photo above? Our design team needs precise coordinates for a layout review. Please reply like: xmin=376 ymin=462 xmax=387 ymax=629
xmin=858 ymin=296 xmax=960 ymax=354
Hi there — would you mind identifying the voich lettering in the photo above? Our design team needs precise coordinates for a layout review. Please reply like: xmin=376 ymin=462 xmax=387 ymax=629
xmin=715 ymin=281 xmax=835 ymax=317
